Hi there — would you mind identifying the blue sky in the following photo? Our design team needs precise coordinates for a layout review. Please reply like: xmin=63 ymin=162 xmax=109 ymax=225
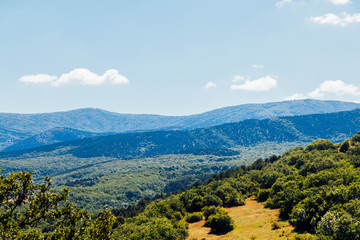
xmin=1 ymin=0 xmax=359 ymax=115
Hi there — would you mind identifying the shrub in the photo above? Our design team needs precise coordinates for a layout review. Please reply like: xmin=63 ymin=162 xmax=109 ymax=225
xmin=204 ymin=194 xmax=222 ymax=207
xmin=306 ymin=139 xmax=335 ymax=151
xmin=340 ymin=140 xmax=350 ymax=153
xmin=187 ymin=196 xmax=205 ymax=212
xmin=185 ymin=212 xmax=203 ymax=223
xmin=316 ymin=211 xmax=360 ymax=240
xmin=202 ymin=206 xmax=227 ymax=221
xmin=205 ymin=213 xmax=234 ymax=233
xmin=351 ymin=132 xmax=360 ymax=143
xmin=271 ymin=221 xmax=281 ymax=230
xmin=257 ymin=189 xmax=271 ymax=202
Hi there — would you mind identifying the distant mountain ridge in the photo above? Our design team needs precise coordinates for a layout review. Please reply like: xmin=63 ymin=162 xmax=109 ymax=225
xmin=0 ymin=99 xmax=359 ymax=151
xmin=2 ymin=108 xmax=360 ymax=161
xmin=2 ymin=128 xmax=113 ymax=152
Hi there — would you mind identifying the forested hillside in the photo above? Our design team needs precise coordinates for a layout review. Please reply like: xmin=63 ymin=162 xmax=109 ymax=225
xmin=2 ymin=127 xmax=111 ymax=152
xmin=3 ymin=108 xmax=360 ymax=160
xmin=1 ymin=99 xmax=358 ymax=150
xmin=111 ymin=132 xmax=360 ymax=240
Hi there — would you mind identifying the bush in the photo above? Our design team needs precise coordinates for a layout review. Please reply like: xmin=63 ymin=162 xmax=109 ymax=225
xmin=185 ymin=212 xmax=203 ymax=223
xmin=187 ymin=196 xmax=205 ymax=212
xmin=204 ymin=194 xmax=222 ymax=207
xmin=271 ymin=221 xmax=281 ymax=230
xmin=257 ymin=189 xmax=271 ymax=202
xmin=306 ymin=139 xmax=335 ymax=151
xmin=351 ymin=132 xmax=360 ymax=143
xmin=316 ymin=211 xmax=360 ymax=240
xmin=205 ymin=213 xmax=234 ymax=233
xmin=202 ymin=206 xmax=227 ymax=221
xmin=340 ymin=140 xmax=350 ymax=153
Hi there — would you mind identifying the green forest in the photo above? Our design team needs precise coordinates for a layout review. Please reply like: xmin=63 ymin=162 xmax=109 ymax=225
xmin=3 ymin=132 xmax=360 ymax=239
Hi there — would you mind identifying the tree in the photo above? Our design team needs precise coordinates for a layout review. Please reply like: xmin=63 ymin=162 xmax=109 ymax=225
xmin=351 ymin=132 xmax=360 ymax=143
xmin=340 ymin=140 xmax=350 ymax=153
xmin=205 ymin=212 xmax=234 ymax=233
xmin=306 ymin=139 xmax=335 ymax=151
xmin=0 ymin=170 xmax=115 ymax=239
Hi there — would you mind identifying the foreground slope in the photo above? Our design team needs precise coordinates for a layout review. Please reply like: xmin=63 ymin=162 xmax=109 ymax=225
xmin=113 ymin=132 xmax=360 ymax=240
xmin=1 ymin=99 xmax=359 ymax=150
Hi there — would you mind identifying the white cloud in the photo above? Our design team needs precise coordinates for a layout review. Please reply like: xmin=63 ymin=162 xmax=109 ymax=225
xmin=309 ymin=80 xmax=360 ymax=98
xmin=252 ymin=64 xmax=264 ymax=69
xmin=330 ymin=0 xmax=351 ymax=5
xmin=285 ymin=93 xmax=307 ymax=101
xmin=285 ymin=80 xmax=360 ymax=100
xmin=19 ymin=68 xmax=129 ymax=87
xmin=231 ymin=75 xmax=246 ymax=83
xmin=19 ymin=74 xmax=57 ymax=84
xmin=309 ymin=12 xmax=360 ymax=27
xmin=205 ymin=81 xmax=216 ymax=89
xmin=231 ymin=75 xmax=278 ymax=91
xmin=276 ymin=0 xmax=292 ymax=8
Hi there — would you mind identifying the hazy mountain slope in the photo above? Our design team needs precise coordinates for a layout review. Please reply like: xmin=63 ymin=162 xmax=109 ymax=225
xmin=0 ymin=127 xmax=31 ymax=151
xmin=2 ymin=127 xmax=112 ymax=152
xmin=175 ymin=99 xmax=360 ymax=129
xmin=2 ymin=108 xmax=360 ymax=161
xmin=0 ymin=99 xmax=359 ymax=151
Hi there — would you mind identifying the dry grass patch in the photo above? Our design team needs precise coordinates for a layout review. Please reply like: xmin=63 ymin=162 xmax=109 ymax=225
xmin=187 ymin=198 xmax=308 ymax=240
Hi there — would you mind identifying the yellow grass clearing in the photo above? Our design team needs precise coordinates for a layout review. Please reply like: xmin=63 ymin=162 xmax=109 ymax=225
xmin=187 ymin=198 xmax=306 ymax=240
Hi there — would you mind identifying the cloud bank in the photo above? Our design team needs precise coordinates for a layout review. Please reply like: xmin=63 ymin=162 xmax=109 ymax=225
xmin=285 ymin=80 xmax=360 ymax=100
xmin=330 ymin=0 xmax=351 ymax=5
xmin=276 ymin=0 xmax=292 ymax=8
xmin=231 ymin=75 xmax=278 ymax=91
xmin=19 ymin=68 xmax=129 ymax=87
xmin=252 ymin=64 xmax=264 ymax=69
xmin=309 ymin=12 xmax=360 ymax=27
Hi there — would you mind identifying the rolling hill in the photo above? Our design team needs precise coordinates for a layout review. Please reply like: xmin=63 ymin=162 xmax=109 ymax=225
xmin=0 ymin=99 xmax=359 ymax=151
xmin=2 ymin=108 xmax=360 ymax=160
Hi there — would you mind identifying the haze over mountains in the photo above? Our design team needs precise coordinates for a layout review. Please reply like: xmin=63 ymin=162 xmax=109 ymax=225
xmin=1 ymin=99 xmax=359 ymax=151
xmin=3 ymin=107 xmax=360 ymax=159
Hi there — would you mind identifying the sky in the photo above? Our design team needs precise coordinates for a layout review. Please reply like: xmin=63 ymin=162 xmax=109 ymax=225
xmin=0 ymin=0 xmax=360 ymax=115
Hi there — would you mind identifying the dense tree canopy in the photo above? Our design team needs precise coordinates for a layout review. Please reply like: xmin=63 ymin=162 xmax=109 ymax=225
xmin=0 ymin=170 xmax=115 ymax=239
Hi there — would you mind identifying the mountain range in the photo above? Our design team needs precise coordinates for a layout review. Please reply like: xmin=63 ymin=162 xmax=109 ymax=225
xmin=3 ymin=107 xmax=360 ymax=159
xmin=1 ymin=99 xmax=359 ymax=151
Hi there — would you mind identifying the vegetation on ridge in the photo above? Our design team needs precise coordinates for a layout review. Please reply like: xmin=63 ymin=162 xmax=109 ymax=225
xmin=111 ymin=131 xmax=360 ymax=239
